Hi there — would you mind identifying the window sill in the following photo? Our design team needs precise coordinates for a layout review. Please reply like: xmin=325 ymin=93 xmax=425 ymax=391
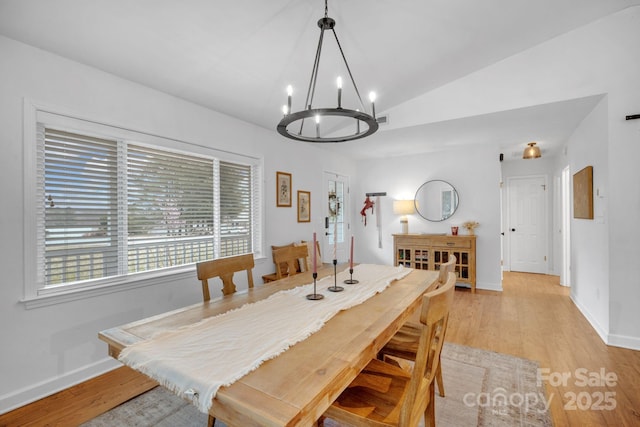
xmin=21 ymin=266 xmax=196 ymax=309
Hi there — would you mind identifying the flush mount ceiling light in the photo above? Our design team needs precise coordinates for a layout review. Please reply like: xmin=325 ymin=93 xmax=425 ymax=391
xmin=523 ymin=142 xmax=541 ymax=159
xmin=276 ymin=0 xmax=379 ymax=143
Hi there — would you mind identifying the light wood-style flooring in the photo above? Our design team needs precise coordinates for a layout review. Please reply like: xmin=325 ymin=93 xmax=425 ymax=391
xmin=1 ymin=272 xmax=639 ymax=426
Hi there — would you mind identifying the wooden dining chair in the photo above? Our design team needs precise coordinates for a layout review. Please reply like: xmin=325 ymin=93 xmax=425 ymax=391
xmin=196 ymin=253 xmax=255 ymax=301
xmin=319 ymin=272 xmax=456 ymax=427
xmin=272 ymin=245 xmax=309 ymax=280
xmin=196 ymin=253 xmax=255 ymax=427
xmin=379 ymin=255 xmax=456 ymax=397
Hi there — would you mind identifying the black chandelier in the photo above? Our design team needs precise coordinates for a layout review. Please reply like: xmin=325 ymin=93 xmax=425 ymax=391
xmin=276 ymin=0 xmax=379 ymax=143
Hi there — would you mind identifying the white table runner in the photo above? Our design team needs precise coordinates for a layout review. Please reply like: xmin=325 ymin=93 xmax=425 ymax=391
xmin=118 ymin=264 xmax=412 ymax=413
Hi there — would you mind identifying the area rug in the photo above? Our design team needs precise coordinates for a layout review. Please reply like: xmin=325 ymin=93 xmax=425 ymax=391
xmin=81 ymin=343 xmax=552 ymax=427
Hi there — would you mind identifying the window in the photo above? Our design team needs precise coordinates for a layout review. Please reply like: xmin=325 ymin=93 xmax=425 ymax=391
xmin=26 ymin=111 xmax=262 ymax=299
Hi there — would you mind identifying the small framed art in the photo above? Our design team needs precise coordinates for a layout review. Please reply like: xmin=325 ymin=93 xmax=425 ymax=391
xmin=297 ymin=190 xmax=311 ymax=222
xmin=573 ymin=166 xmax=593 ymax=219
xmin=276 ymin=171 xmax=292 ymax=207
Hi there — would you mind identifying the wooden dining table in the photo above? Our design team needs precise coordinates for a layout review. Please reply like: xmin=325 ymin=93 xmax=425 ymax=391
xmin=99 ymin=264 xmax=439 ymax=427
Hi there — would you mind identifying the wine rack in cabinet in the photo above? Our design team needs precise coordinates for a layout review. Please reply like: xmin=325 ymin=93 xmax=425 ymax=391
xmin=393 ymin=233 xmax=476 ymax=292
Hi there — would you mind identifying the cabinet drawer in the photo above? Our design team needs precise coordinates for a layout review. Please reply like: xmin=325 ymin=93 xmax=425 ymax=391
xmin=434 ymin=239 xmax=471 ymax=249
xmin=395 ymin=237 xmax=433 ymax=247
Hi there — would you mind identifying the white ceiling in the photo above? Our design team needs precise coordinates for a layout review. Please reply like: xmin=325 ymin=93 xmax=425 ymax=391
xmin=1 ymin=0 xmax=637 ymax=159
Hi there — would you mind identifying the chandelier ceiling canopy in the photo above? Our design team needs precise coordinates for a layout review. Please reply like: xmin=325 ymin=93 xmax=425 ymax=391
xmin=276 ymin=0 xmax=379 ymax=143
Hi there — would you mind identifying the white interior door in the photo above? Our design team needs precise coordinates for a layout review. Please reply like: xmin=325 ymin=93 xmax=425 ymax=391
xmin=322 ymin=172 xmax=349 ymax=262
xmin=508 ymin=176 xmax=547 ymax=273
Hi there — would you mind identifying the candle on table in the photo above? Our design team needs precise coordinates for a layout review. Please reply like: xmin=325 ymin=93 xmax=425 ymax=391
xmin=313 ymin=232 xmax=317 ymax=274
xmin=350 ymin=235 xmax=354 ymax=269
xmin=333 ymin=219 xmax=337 ymax=260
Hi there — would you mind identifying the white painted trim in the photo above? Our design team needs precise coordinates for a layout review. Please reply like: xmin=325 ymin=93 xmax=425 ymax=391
xmin=476 ymin=281 xmax=503 ymax=292
xmin=21 ymin=97 xmax=266 ymax=305
xmin=21 ymin=267 xmax=194 ymax=309
xmin=570 ymin=293 xmax=609 ymax=344
xmin=571 ymin=293 xmax=640 ymax=350
xmin=0 ymin=357 xmax=120 ymax=415
xmin=607 ymin=333 xmax=640 ymax=351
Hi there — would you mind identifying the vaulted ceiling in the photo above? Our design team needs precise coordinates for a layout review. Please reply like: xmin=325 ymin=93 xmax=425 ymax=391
xmin=1 ymin=0 xmax=638 ymax=158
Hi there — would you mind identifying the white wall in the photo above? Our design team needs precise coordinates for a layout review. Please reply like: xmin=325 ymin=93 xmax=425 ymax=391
xmin=351 ymin=145 xmax=503 ymax=291
xmin=0 ymin=35 xmax=355 ymax=412
xmin=566 ymin=97 xmax=610 ymax=340
xmin=383 ymin=6 xmax=640 ymax=348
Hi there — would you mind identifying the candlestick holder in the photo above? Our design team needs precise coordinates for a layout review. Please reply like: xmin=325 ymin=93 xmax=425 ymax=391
xmin=306 ymin=272 xmax=324 ymax=300
xmin=343 ymin=267 xmax=359 ymax=284
xmin=327 ymin=259 xmax=344 ymax=292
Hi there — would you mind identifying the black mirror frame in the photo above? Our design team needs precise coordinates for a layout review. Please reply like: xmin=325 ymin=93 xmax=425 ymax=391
xmin=414 ymin=179 xmax=459 ymax=222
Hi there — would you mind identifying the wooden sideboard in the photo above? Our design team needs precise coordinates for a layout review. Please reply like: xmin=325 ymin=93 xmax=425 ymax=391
xmin=393 ymin=233 xmax=476 ymax=292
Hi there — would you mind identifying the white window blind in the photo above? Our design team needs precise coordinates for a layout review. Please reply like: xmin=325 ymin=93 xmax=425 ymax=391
xmin=127 ymin=144 xmax=215 ymax=273
xmin=219 ymin=161 xmax=252 ymax=257
xmin=37 ymin=125 xmax=259 ymax=290
xmin=42 ymin=128 xmax=119 ymax=285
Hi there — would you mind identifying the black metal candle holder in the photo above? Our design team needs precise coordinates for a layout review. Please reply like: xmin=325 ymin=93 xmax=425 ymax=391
xmin=343 ymin=267 xmax=359 ymax=284
xmin=306 ymin=272 xmax=324 ymax=300
xmin=328 ymin=259 xmax=344 ymax=292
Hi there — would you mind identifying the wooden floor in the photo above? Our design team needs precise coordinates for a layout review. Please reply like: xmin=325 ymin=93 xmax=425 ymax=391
xmin=2 ymin=272 xmax=639 ymax=426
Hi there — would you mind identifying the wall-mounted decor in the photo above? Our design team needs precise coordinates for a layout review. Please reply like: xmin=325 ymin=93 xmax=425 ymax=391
xmin=297 ymin=190 xmax=311 ymax=222
xmin=276 ymin=171 xmax=292 ymax=207
xmin=573 ymin=166 xmax=593 ymax=219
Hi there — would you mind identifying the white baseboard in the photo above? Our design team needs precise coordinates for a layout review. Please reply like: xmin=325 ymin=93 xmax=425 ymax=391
xmin=0 ymin=357 xmax=121 ymax=415
xmin=570 ymin=294 xmax=640 ymax=350
xmin=569 ymin=293 xmax=609 ymax=345
xmin=606 ymin=333 xmax=640 ymax=351
xmin=476 ymin=281 xmax=503 ymax=292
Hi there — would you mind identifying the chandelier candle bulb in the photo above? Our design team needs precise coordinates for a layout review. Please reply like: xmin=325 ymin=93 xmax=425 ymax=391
xmin=369 ymin=91 xmax=377 ymax=119
xmin=315 ymin=115 xmax=320 ymax=138
xmin=282 ymin=105 xmax=288 ymax=116
xmin=286 ymin=85 xmax=293 ymax=113
xmin=337 ymin=76 xmax=343 ymax=108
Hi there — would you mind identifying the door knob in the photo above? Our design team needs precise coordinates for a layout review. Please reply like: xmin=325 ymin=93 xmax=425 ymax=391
xmin=511 ymin=228 xmax=516 ymax=232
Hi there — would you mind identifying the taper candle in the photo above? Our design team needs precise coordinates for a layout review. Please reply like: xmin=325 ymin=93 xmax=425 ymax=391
xmin=350 ymin=235 xmax=354 ymax=269
xmin=313 ymin=232 xmax=317 ymax=274
xmin=333 ymin=219 xmax=337 ymax=260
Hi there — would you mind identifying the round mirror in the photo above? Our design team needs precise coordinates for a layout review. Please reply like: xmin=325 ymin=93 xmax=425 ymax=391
xmin=414 ymin=180 xmax=459 ymax=222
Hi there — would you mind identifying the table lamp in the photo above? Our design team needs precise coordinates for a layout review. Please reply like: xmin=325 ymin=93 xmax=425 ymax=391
xmin=393 ymin=199 xmax=415 ymax=234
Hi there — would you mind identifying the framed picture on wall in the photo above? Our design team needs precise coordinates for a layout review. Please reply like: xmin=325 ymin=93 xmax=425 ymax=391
xmin=297 ymin=190 xmax=311 ymax=222
xmin=573 ymin=165 xmax=593 ymax=219
xmin=276 ymin=171 xmax=292 ymax=207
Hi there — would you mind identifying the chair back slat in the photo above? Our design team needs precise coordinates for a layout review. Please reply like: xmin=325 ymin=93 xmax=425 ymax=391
xmin=437 ymin=254 xmax=456 ymax=286
xmin=400 ymin=272 xmax=456 ymax=426
xmin=272 ymin=245 xmax=309 ymax=280
xmin=196 ymin=253 xmax=255 ymax=300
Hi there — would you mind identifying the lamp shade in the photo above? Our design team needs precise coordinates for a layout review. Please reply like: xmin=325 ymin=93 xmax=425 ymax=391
xmin=523 ymin=142 xmax=541 ymax=159
xmin=393 ymin=199 xmax=415 ymax=215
